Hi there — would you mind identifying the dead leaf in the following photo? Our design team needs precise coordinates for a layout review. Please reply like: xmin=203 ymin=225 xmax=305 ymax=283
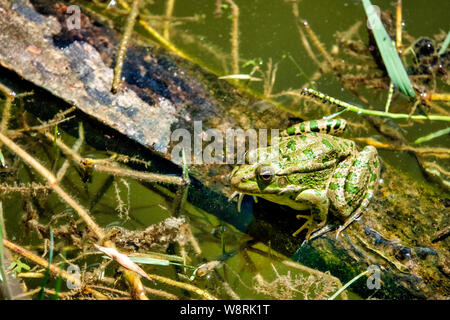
xmin=94 ymin=244 xmax=151 ymax=281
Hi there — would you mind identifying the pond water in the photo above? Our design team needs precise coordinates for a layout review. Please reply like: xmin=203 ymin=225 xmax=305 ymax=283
xmin=0 ymin=0 xmax=449 ymax=300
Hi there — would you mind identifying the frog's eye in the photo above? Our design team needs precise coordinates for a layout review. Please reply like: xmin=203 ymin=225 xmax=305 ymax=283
xmin=257 ymin=166 xmax=274 ymax=183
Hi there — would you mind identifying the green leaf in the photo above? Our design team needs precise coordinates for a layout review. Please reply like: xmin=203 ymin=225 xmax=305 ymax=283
xmin=362 ymin=0 xmax=415 ymax=97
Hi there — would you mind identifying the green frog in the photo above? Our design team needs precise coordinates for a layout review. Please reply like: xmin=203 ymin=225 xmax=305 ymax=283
xmin=228 ymin=119 xmax=380 ymax=241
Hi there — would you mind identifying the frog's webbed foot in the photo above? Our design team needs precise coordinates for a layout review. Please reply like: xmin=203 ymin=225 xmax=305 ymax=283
xmin=293 ymin=189 xmax=329 ymax=239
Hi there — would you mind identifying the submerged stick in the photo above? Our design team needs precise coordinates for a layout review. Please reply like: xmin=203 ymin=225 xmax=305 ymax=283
xmin=111 ymin=0 xmax=140 ymax=93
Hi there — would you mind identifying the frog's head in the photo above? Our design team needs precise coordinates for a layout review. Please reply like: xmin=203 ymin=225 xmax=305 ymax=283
xmin=229 ymin=163 xmax=281 ymax=195
xmin=228 ymin=134 xmax=340 ymax=210
xmin=229 ymin=161 xmax=310 ymax=210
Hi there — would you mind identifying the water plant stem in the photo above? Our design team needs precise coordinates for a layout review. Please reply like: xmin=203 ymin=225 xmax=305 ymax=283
xmin=302 ymin=21 xmax=334 ymax=68
xmin=328 ymin=270 xmax=369 ymax=300
xmin=43 ymin=131 xmax=184 ymax=185
xmin=163 ymin=0 xmax=175 ymax=40
xmin=111 ymin=0 xmax=140 ymax=93
xmin=384 ymin=81 xmax=394 ymax=112
xmin=226 ymin=0 xmax=240 ymax=75
xmin=0 ymin=202 xmax=12 ymax=300
xmin=302 ymin=88 xmax=450 ymax=122
xmin=37 ymin=228 xmax=53 ymax=299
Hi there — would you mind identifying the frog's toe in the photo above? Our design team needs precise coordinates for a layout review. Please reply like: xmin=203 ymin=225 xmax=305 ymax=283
xmin=292 ymin=216 xmax=313 ymax=237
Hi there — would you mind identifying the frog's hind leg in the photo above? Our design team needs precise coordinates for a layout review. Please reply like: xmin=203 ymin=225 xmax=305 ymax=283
xmin=335 ymin=192 xmax=372 ymax=239
xmin=281 ymin=119 xmax=347 ymax=136
xmin=335 ymin=146 xmax=380 ymax=238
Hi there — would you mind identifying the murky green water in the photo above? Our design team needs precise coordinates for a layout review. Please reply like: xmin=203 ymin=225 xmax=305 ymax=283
xmin=1 ymin=0 xmax=449 ymax=300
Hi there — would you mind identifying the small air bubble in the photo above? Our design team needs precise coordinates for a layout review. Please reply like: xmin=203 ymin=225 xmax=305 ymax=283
xmin=378 ymin=178 xmax=384 ymax=184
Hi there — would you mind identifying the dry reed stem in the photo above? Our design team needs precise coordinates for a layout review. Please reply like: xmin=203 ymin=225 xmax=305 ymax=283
xmin=3 ymin=239 xmax=107 ymax=299
xmin=396 ymin=0 xmax=402 ymax=51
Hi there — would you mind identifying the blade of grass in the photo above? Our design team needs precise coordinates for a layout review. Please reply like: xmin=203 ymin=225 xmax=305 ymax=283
xmin=38 ymin=228 xmax=54 ymax=300
xmin=0 ymin=149 xmax=4 ymax=167
xmin=414 ymin=127 xmax=450 ymax=144
xmin=438 ymin=31 xmax=450 ymax=55
xmin=53 ymin=250 xmax=66 ymax=300
xmin=362 ymin=0 xmax=415 ymax=97
xmin=0 ymin=202 xmax=12 ymax=299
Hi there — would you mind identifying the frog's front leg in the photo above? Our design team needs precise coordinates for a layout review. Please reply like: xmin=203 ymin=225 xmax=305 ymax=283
xmin=293 ymin=189 xmax=329 ymax=239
